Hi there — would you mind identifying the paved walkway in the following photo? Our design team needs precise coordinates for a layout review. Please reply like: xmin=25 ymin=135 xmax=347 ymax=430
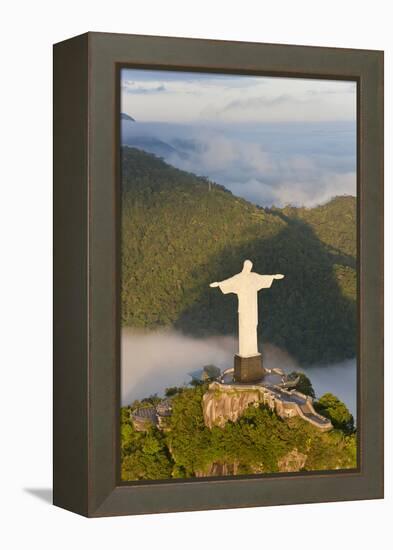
xmin=266 ymin=386 xmax=332 ymax=429
xmin=213 ymin=377 xmax=332 ymax=431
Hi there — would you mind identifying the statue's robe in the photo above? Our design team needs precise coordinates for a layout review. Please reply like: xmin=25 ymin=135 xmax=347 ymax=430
xmin=217 ymin=272 xmax=275 ymax=358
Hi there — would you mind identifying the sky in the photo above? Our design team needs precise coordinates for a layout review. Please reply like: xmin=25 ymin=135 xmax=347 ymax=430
xmin=120 ymin=68 xmax=357 ymax=207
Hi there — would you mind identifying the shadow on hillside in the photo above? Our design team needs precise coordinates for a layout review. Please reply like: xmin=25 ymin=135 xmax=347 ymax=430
xmin=174 ymin=213 xmax=356 ymax=366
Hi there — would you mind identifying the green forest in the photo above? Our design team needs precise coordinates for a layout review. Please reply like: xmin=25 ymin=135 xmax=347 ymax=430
xmin=121 ymin=381 xmax=357 ymax=481
xmin=121 ymin=146 xmax=357 ymax=365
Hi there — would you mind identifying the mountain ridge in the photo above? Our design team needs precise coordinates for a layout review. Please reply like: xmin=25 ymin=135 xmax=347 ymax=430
xmin=121 ymin=112 xmax=135 ymax=121
xmin=121 ymin=146 xmax=356 ymax=365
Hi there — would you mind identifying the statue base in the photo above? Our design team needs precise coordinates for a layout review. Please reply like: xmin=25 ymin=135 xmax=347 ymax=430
xmin=234 ymin=354 xmax=266 ymax=383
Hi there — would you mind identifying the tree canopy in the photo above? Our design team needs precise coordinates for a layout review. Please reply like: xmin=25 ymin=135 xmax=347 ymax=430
xmin=314 ymin=392 xmax=355 ymax=434
xmin=121 ymin=384 xmax=357 ymax=481
xmin=287 ymin=371 xmax=316 ymax=398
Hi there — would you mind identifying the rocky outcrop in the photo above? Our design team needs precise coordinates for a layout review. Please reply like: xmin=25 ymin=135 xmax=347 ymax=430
xmin=195 ymin=450 xmax=307 ymax=476
xmin=202 ymin=381 xmax=333 ymax=431
xmin=131 ymin=406 xmax=157 ymax=431
xmin=131 ymin=398 xmax=172 ymax=432
xmin=277 ymin=449 xmax=307 ymax=472
xmin=195 ymin=462 xmax=240 ymax=477
xmin=203 ymin=385 xmax=261 ymax=429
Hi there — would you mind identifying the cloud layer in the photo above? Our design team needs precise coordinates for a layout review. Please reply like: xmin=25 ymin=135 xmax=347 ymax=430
xmin=121 ymin=120 xmax=356 ymax=207
xmin=121 ymin=69 xmax=356 ymax=124
xmin=121 ymin=329 xmax=356 ymax=416
xmin=121 ymin=69 xmax=356 ymax=207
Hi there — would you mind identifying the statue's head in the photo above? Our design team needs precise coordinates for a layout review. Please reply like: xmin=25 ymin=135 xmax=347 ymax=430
xmin=243 ymin=259 xmax=253 ymax=273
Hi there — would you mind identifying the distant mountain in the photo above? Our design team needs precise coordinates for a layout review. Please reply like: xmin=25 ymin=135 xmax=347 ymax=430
xmin=121 ymin=113 xmax=135 ymax=121
xmin=121 ymin=134 xmax=187 ymax=160
xmin=171 ymin=137 xmax=204 ymax=154
xmin=120 ymin=119 xmax=190 ymax=160
xmin=121 ymin=146 xmax=356 ymax=365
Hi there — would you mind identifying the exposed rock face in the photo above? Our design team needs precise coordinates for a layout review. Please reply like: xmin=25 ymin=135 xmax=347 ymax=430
xmin=131 ymin=398 xmax=173 ymax=432
xmin=203 ymin=385 xmax=261 ymax=429
xmin=277 ymin=449 xmax=307 ymax=472
xmin=196 ymin=450 xmax=307 ymax=477
xmin=131 ymin=407 xmax=157 ymax=431
xmin=202 ymin=381 xmax=333 ymax=431
xmin=195 ymin=462 xmax=240 ymax=477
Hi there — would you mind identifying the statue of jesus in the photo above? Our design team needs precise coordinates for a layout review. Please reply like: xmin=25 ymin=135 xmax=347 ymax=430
xmin=210 ymin=260 xmax=284 ymax=358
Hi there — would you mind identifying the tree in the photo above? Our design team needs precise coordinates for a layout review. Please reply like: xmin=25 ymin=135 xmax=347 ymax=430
xmin=120 ymin=406 xmax=174 ymax=480
xmin=314 ymin=393 xmax=355 ymax=434
xmin=287 ymin=371 xmax=316 ymax=398
xmin=120 ymin=385 xmax=357 ymax=481
xmin=165 ymin=386 xmax=183 ymax=397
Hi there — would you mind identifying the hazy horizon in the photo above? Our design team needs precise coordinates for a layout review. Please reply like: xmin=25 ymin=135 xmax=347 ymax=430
xmin=121 ymin=69 xmax=357 ymax=208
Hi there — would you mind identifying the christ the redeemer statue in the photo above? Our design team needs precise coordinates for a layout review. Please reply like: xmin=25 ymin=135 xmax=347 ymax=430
xmin=210 ymin=260 xmax=284 ymax=382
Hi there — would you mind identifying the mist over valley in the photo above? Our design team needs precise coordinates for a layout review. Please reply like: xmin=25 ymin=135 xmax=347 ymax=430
xmin=121 ymin=328 xmax=356 ymax=418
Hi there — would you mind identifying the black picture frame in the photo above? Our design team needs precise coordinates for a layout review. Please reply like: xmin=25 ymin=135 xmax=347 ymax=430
xmin=53 ymin=32 xmax=384 ymax=517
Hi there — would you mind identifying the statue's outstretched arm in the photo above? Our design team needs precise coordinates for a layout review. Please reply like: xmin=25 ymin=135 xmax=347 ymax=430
xmin=209 ymin=276 xmax=238 ymax=294
xmin=256 ymin=273 xmax=285 ymax=290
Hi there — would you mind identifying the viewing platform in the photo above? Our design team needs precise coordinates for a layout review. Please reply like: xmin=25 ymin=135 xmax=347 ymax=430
xmin=203 ymin=380 xmax=333 ymax=431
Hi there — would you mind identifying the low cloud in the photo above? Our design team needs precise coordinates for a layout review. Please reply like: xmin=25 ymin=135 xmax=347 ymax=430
xmin=222 ymin=93 xmax=304 ymax=112
xmin=121 ymin=329 xmax=356 ymax=416
xmin=121 ymin=328 xmax=299 ymax=404
xmin=121 ymin=328 xmax=236 ymax=404
xmin=164 ymin=129 xmax=356 ymax=207
xmin=122 ymin=81 xmax=167 ymax=94
xmin=121 ymin=119 xmax=356 ymax=207
xmin=228 ymin=171 xmax=356 ymax=208
xmin=121 ymin=70 xmax=356 ymax=124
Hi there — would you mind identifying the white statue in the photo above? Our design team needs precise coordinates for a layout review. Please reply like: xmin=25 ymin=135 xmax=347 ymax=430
xmin=210 ymin=260 xmax=284 ymax=358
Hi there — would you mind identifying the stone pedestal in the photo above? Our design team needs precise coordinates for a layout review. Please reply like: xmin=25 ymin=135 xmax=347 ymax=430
xmin=234 ymin=354 xmax=266 ymax=383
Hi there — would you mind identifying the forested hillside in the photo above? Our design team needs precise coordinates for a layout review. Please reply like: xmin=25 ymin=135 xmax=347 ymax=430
xmin=121 ymin=147 xmax=356 ymax=365
xmin=121 ymin=383 xmax=356 ymax=481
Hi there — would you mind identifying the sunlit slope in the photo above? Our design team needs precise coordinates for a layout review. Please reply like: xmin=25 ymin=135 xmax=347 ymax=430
xmin=121 ymin=146 xmax=356 ymax=364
